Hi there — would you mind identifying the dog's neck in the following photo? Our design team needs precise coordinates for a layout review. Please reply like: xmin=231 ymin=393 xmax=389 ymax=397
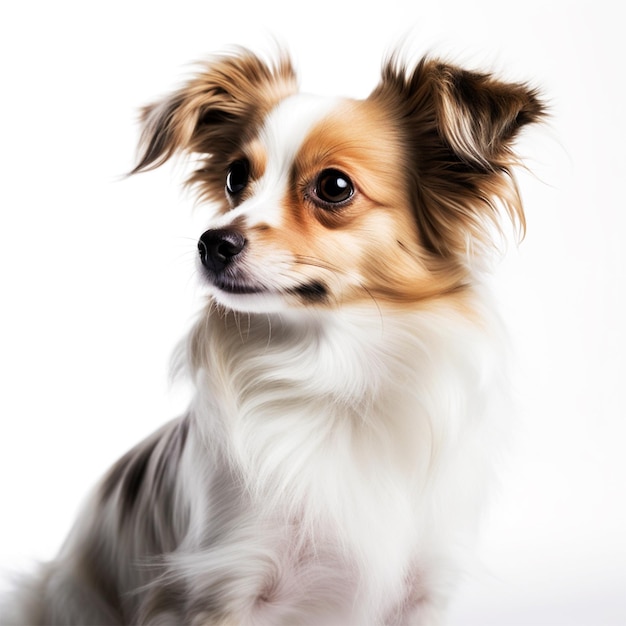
xmin=186 ymin=294 xmax=503 ymax=478
xmin=187 ymin=294 xmax=499 ymax=397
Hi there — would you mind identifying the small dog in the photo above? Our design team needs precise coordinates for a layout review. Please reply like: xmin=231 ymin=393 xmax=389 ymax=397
xmin=3 ymin=48 xmax=544 ymax=625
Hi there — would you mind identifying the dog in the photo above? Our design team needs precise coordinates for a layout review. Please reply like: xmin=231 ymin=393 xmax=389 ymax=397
xmin=2 ymin=48 xmax=544 ymax=625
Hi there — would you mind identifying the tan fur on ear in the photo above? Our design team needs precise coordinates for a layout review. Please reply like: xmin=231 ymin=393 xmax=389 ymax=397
xmin=131 ymin=49 xmax=298 ymax=202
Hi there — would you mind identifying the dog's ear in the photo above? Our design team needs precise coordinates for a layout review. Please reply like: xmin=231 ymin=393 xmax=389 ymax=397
xmin=131 ymin=50 xmax=298 ymax=175
xmin=370 ymin=57 xmax=546 ymax=259
xmin=428 ymin=62 xmax=545 ymax=169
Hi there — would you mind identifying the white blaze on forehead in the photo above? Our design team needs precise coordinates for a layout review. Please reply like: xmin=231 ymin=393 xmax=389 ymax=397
xmin=230 ymin=93 xmax=341 ymax=228
xmin=260 ymin=93 xmax=340 ymax=173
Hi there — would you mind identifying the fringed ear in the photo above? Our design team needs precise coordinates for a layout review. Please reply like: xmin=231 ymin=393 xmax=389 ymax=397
xmin=430 ymin=63 xmax=545 ymax=170
xmin=369 ymin=56 xmax=546 ymax=260
xmin=130 ymin=49 xmax=298 ymax=176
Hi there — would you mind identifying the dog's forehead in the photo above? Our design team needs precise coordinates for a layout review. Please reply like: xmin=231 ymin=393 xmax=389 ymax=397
xmin=258 ymin=93 xmax=343 ymax=167
xmin=218 ymin=94 xmax=343 ymax=230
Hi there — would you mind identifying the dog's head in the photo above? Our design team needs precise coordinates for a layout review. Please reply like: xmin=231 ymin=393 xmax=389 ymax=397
xmin=132 ymin=49 xmax=544 ymax=313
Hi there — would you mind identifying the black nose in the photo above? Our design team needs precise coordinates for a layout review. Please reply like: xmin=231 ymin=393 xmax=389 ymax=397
xmin=198 ymin=229 xmax=246 ymax=273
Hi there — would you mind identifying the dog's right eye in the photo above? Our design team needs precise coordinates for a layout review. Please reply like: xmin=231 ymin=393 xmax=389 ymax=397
xmin=313 ymin=169 xmax=354 ymax=208
xmin=225 ymin=159 xmax=250 ymax=196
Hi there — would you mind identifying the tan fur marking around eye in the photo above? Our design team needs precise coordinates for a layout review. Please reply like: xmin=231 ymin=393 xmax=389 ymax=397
xmin=295 ymin=100 xmax=408 ymax=214
xmin=244 ymin=100 xmax=466 ymax=308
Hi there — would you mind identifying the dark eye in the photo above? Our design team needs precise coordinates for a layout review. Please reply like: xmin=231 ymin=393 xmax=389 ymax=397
xmin=314 ymin=169 xmax=354 ymax=206
xmin=225 ymin=159 xmax=249 ymax=195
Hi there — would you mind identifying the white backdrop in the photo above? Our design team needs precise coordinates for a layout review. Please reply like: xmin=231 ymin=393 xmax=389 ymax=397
xmin=0 ymin=1 xmax=624 ymax=624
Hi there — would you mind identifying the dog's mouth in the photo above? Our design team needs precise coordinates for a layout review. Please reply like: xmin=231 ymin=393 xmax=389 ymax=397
xmin=216 ymin=278 xmax=327 ymax=299
xmin=209 ymin=274 xmax=328 ymax=305
xmin=212 ymin=277 xmax=266 ymax=295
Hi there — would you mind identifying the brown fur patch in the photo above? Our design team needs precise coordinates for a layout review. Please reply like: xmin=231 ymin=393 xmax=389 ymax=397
xmin=235 ymin=99 xmax=465 ymax=307
xmin=368 ymin=56 xmax=546 ymax=261
xmin=131 ymin=49 xmax=297 ymax=208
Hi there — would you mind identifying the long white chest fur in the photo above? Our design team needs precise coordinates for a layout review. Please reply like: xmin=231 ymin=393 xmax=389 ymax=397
xmin=164 ymin=297 xmax=507 ymax=625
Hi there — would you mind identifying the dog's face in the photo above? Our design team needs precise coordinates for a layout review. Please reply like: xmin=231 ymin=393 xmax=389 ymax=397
xmin=193 ymin=94 xmax=429 ymax=313
xmin=133 ymin=50 xmax=544 ymax=313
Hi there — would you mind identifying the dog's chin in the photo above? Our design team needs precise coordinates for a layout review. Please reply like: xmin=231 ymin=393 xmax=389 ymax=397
xmin=209 ymin=285 xmax=290 ymax=314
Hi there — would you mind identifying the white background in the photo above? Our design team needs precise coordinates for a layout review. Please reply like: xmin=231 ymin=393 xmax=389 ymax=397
xmin=0 ymin=1 xmax=624 ymax=624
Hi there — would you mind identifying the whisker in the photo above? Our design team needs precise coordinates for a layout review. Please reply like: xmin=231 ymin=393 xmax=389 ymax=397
xmin=233 ymin=310 xmax=248 ymax=343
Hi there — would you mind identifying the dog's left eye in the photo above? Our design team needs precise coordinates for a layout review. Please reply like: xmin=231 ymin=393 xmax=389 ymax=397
xmin=313 ymin=169 xmax=354 ymax=207
xmin=226 ymin=159 xmax=250 ymax=196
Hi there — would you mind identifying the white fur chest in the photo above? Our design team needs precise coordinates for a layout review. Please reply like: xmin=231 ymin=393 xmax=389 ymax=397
xmin=180 ymin=300 xmax=505 ymax=624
